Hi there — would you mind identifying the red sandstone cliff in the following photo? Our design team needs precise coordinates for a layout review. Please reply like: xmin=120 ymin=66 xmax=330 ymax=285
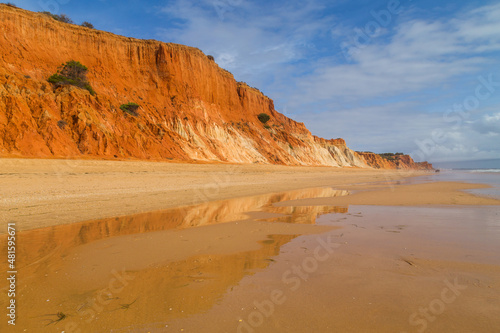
xmin=357 ymin=152 xmax=433 ymax=170
xmin=0 ymin=5 xmax=432 ymax=170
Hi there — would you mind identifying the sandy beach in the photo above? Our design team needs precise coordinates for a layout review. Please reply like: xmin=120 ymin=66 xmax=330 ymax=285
xmin=1 ymin=158 xmax=499 ymax=332
xmin=0 ymin=158 xmax=438 ymax=231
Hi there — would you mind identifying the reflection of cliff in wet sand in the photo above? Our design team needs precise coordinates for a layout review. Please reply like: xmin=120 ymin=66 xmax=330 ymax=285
xmin=0 ymin=187 xmax=345 ymax=332
xmin=5 ymin=187 xmax=347 ymax=270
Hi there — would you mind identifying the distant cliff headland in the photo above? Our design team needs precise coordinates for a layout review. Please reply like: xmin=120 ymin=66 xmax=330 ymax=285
xmin=0 ymin=5 xmax=432 ymax=170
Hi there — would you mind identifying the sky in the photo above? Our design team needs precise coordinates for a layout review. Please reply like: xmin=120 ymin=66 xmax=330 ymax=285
xmin=7 ymin=0 xmax=500 ymax=165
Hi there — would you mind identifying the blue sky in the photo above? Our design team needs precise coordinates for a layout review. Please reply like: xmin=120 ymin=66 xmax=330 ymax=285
xmin=8 ymin=0 xmax=500 ymax=164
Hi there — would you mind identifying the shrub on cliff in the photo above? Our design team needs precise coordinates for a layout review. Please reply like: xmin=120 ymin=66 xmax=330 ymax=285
xmin=5 ymin=3 xmax=17 ymax=7
xmin=40 ymin=11 xmax=74 ymax=24
xmin=56 ymin=13 xmax=73 ymax=23
xmin=48 ymin=60 xmax=95 ymax=95
xmin=120 ymin=103 xmax=140 ymax=117
xmin=81 ymin=21 xmax=94 ymax=29
xmin=378 ymin=153 xmax=401 ymax=161
xmin=257 ymin=113 xmax=270 ymax=124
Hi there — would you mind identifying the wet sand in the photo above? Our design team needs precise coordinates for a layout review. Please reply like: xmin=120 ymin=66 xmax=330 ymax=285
xmin=1 ymin=159 xmax=499 ymax=332
xmin=175 ymin=206 xmax=500 ymax=333
xmin=274 ymin=181 xmax=500 ymax=207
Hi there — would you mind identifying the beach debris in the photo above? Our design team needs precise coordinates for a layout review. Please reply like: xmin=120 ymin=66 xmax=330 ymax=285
xmin=44 ymin=312 xmax=67 ymax=326
xmin=110 ymin=298 xmax=138 ymax=311
xmin=119 ymin=298 xmax=137 ymax=310
xmin=402 ymin=259 xmax=417 ymax=267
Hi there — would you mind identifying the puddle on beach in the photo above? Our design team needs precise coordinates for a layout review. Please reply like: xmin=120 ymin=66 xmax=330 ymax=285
xmin=0 ymin=187 xmax=348 ymax=332
xmin=1 ymin=185 xmax=500 ymax=332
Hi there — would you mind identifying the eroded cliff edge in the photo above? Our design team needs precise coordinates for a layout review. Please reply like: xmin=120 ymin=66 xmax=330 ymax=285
xmin=0 ymin=5 xmax=432 ymax=169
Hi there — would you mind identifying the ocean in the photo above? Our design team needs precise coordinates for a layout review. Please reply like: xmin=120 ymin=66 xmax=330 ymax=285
xmin=428 ymin=168 xmax=500 ymax=200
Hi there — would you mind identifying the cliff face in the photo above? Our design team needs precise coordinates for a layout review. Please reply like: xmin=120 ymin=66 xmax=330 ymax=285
xmin=0 ymin=5 xmax=431 ymax=169
xmin=357 ymin=152 xmax=433 ymax=170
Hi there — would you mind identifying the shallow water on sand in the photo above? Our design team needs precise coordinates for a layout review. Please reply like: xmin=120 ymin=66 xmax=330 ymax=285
xmin=0 ymin=187 xmax=346 ymax=332
xmin=1 ymin=182 xmax=499 ymax=332
xmin=157 ymin=205 xmax=500 ymax=333
xmin=430 ymin=169 xmax=500 ymax=199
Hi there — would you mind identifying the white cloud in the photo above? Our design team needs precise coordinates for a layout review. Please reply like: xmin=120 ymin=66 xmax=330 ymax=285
xmin=294 ymin=104 xmax=500 ymax=163
xmin=157 ymin=0 xmax=333 ymax=84
xmin=294 ymin=9 xmax=500 ymax=105
xmin=455 ymin=3 xmax=500 ymax=51
xmin=470 ymin=112 xmax=500 ymax=135
xmin=407 ymin=111 xmax=500 ymax=162
xmin=295 ymin=102 xmax=444 ymax=152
